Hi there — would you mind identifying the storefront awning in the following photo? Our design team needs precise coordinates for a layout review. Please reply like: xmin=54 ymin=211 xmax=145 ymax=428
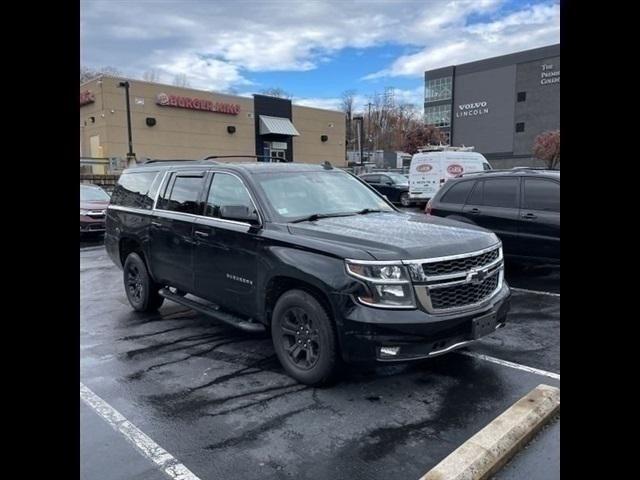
xmin=259 ymin=115 xmax=300 ymax=136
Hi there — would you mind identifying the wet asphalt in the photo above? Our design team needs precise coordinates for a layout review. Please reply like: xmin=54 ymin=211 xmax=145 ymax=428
xmin=80 ymin=238 xmax=559 ymax=480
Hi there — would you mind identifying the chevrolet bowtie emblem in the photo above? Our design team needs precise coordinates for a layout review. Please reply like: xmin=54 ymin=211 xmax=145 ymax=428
xmin=466 ymin=268 xmax=488 ymax=284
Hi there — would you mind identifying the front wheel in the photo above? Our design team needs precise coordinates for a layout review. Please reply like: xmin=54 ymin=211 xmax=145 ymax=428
xmin=271 ymin=290 xmax=340 ymax=386
xmin=400 ymin=192 xmax=411 ymax=207
xmin=123 ymin=252 xmax=164 ymax=312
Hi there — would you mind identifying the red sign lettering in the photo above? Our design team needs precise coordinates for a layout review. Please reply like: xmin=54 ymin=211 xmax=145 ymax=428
xmin=80 ymin=90 xmax=95 ymax=106
xmin=155 ymin=93 xmax=239 ymax=115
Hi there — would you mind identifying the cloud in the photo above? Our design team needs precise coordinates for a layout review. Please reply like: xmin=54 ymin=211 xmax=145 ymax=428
xmin=367 ymin=2 xmax=559 ymax=78
xmin=80 ymin=0 xmax=559 ymax=97
xmin=155 ymin=54 xmax=253 ymax=92
xmin=293 ymin=87 xmax=423 ymax=113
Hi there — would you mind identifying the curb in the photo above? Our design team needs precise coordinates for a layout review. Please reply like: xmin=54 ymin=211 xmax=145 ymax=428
xmin=419 ymin=384 xmax=560 ymax=480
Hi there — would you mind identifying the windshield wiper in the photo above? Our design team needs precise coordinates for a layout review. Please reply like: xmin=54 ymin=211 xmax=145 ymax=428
xmin=290 ymin=212 xmax=354 ymax=223
xmin=355 ymin=208 xmax=383 ymax=215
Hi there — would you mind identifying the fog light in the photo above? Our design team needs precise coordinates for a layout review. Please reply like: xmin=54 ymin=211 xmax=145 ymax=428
xmin=380 ymin=346 xmax=400 ymax=357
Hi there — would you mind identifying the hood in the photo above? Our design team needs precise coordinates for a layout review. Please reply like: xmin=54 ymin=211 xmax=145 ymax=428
xmin=287 ymin=212 xmax=499 ymax=261
xmin=80 ymin=200 xmax=109 ymax=211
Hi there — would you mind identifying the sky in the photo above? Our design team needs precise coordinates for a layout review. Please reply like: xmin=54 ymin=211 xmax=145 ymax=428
xmin=80 ymin=0 xmax=560 ymax=112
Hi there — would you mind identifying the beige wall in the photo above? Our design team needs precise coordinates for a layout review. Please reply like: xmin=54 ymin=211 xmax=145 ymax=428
xmin=80 ymin=76 xmax=346 ymax=165
xmin=292 ymin=105 xmax=345 ymax=166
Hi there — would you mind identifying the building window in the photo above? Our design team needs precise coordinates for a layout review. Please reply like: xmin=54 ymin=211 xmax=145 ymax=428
xmin=516 ymin=122 xmax=525 ymax=132
xmin=517 ymin=91 xmax=527 ymax=102
xmin=425 ymin=104 xmax=451 ymax=128
xmin=425 ymin=77 xmax=452 ymax=102
xmin=438 ymin=130 xmax=451 ymax=145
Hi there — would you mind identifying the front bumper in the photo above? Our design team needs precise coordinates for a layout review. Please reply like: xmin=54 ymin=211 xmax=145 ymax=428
xmin=334 ymin=283 xmax=510 ymax=363
xmin=80 ymin=215 xmax=106 ymax=232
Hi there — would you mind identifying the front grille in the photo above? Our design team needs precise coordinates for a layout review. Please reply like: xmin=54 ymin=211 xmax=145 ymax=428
xmin=429 ymin=273 xmax=499 ymax=310
xmin=423 ymin=247 xmax=500 ymax=276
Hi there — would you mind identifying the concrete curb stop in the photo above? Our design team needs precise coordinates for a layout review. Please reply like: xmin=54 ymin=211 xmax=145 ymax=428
xmin=419 ymin=383 xmax=560 ymax=480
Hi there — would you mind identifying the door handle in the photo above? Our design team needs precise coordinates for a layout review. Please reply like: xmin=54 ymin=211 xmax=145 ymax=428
xmin=151 ymin=221 xmax=162 ymax=227
xmin=469 ymin=208 xmax=481 ymax=214
xmin=195 ymin=230 xmax=210 ymax=238
xmin=521 ymin=213 xmax=537 ymax=220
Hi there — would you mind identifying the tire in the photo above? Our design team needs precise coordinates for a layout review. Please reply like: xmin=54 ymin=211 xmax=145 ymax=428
xmin=271 ymin=289 xmax=340 ymax=386
xmin=400 ymin=192 xmax=411 ymax=207
xmin=123 ymin=252 xmax=164 ymax=312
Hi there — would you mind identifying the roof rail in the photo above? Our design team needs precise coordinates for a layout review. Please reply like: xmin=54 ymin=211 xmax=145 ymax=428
xmin=201 ymin=155 xmax=290 ymax=162
xmin=417 ymin=145 xmax=475 ymax=153
xmin=142 ymin=158 xmax=202 ymax=164
xmin=141 ymin=155 xmax=292 ymax=165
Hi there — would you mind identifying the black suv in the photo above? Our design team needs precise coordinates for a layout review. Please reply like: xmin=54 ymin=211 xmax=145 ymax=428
xmin=426 ymin=168 xmax=559 ymax=263
xmin=359 ymin=172 xmax=411 ymax=207
xmin=105 ymin=160 xmax=510 ymax=385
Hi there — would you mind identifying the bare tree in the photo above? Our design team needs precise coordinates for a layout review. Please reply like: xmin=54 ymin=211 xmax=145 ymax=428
xmin=173 ymin=73 xmax=190 ymax=87
xmin=143 ymin=69 xmax=161 ymax=82
xmin=340 ymin=90 xmax=357 ymax=150
xmin=401 ymin=124 xmax=446 ymax=155
xmin=533 ymin=130 xmax=560 ymax=169
xmin=260 ymin=87 xmax=292 ymax=99
xmin=80 ymin=65 xmax=121 ymax=83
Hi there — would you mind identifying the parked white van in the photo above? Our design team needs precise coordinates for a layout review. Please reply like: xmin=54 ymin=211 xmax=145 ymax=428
xmin=408 ymin=146 xmax=491 ymax=203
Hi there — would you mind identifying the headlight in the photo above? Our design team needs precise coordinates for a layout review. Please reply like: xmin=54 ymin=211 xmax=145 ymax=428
xmin=346 ymin=261 xmax=415 ymax=308
xmin=80 ymin=209 xmax=90 ymax=215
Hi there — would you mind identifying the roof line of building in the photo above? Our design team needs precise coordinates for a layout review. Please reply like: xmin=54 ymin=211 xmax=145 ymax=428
xmin=80 ymin=74 xmax=344 ymax=114
xmin=425 ymin=43 xmax=560 ymax=77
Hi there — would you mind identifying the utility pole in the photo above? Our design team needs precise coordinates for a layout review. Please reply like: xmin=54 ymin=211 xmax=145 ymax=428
xmin=367 ymin=102 xmax=373 ymax=160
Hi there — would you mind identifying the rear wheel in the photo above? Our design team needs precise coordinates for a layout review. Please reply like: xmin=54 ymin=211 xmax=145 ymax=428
xmin=271 ymin=290 xmax=340 ymax=385
xmin=400 ymin=192 xmax=411 ymax=207
xmin=123 ymin=252 xmax=164 ymax=312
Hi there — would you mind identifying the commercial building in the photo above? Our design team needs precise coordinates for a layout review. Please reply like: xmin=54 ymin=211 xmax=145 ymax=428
xmin=424 ymin=44 xmax=559 ymax=168
xmin=80 ymin=76 xmax=345 ymax=172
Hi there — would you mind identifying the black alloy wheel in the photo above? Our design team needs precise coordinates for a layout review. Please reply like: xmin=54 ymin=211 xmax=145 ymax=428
xmin=271 ymin=289 xmax=340 ymax=385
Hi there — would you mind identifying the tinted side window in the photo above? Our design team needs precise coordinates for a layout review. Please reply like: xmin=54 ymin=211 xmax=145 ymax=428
xmin=158 ymin=174 xmax=204 ymax=214
xmin=467 ymin=181 xmax=483 ymax=205
xmin=441 ymin=180 xmax=474 ymax=205
xmin=366 ymin=175 xmax=381 ymax=183
xmin=483 ymin=178 xmax=520 ymax=208
xmin=523 ymin=179 xmax=560 ymax=212
xmin=110 ymin=171 xmax=158 ymax=210
xmin=204 ymin=173 xmax=254 ymax=218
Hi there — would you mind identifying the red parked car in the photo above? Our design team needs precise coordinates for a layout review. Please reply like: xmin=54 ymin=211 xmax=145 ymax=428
xmin=80 ymin=184 xmax=110 ymax=234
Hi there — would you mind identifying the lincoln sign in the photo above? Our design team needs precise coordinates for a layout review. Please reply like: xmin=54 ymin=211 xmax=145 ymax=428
xmin=156 ymin=93 xmax=240 ymax=115
xmin=455 ymin=101 xmax=489 ymax=118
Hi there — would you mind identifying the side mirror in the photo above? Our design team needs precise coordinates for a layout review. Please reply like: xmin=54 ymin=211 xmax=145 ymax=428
xmin=219 ymin=205 xmax=260 ymax=225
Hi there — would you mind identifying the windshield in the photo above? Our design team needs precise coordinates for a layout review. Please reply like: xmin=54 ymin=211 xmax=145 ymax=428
xmin=386 ymin=173 xmax=408 ymax=185
xmin=255 ymin=170 xmax=394 ymax=221
xmin=80 ymin=185 xmax=110 ymax=202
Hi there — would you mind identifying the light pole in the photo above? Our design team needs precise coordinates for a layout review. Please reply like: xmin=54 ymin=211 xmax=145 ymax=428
xmin=118 ymin=81 xmax=136 ymax=164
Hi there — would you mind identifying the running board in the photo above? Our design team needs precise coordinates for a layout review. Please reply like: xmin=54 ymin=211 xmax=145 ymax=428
xmin=158 ymin=288 xmax=266 ymax=334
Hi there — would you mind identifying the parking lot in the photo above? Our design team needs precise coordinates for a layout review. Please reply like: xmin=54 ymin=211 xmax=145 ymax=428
xmin=80 ymin=236 xmax=559 ymax=480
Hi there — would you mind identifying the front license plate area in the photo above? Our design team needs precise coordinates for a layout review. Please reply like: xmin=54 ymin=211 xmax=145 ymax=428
xmin=472 ymin=312 xmax=497 ymax=339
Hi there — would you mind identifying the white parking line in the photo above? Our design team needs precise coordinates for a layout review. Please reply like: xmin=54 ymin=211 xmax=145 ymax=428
xmin=510 ymin=287 xmax=560 ymax=297
xmin=457 ymin=351 xmax=560 ymax=380
xmin=80 ymin=382 xmax=201 ymax=480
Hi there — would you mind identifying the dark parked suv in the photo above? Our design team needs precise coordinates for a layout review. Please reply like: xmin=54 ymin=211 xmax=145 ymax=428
xmin=359 ymin=172 xmax=411 ymax=207
xmin=105 ymin=160 xmax=510 ymax=385
xmin=426 ymin=168 xmax=559 ymax=263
